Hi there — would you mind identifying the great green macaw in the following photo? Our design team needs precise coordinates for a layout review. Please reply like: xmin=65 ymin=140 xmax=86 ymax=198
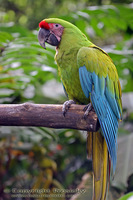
xmin=38 ymin=18 xmax=122 ymax=200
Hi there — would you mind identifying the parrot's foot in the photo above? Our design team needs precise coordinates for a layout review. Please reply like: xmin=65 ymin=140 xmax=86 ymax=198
xmin=62 ymin=100 xmax=76 ymax=116
xmin=83 ymin=103 xmax=93 ymax=119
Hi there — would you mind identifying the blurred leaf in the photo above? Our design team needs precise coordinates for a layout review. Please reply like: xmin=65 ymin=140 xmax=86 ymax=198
xmin=118 ymin=192 xmax=133 ymax=200
xmin=0 ymin=31 xmax=13 ymax=47
xmin=112 ymin=134 xmax=133 ymax=188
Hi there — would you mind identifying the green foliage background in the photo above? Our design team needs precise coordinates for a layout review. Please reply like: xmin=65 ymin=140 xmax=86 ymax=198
xmin=0 ymin=0 xmax=133 ymax=199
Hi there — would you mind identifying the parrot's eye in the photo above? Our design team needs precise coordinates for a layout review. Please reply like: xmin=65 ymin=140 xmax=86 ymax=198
xmin=55 ymin=24 xmax=59 ymax=27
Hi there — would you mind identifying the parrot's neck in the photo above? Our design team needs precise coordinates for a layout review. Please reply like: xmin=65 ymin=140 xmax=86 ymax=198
xmin=55 ymin=28 xmax=93 ymax=66
xmin=60 ymin=28 xmax=92 ymax=50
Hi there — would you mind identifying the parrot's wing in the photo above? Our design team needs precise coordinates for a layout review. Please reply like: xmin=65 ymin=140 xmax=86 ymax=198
xmin=77 ymin=46 xmax=122 ymax=172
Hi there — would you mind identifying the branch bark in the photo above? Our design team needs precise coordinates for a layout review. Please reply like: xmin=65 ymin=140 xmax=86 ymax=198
xmin=0 ymin=103 xmax=99 ymax=132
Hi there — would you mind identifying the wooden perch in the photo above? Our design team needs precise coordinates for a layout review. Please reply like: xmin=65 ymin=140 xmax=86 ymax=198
xmin=0 ymin=103 xmax=99 ymax=132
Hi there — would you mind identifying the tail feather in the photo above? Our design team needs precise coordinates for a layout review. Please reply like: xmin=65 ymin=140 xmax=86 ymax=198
xmin=101 ymin=138 xmax=109 ymax=200
xmin=87 ymin=131 xmax=109 ymax=200
xmin=87 ymin=132 xmax=93 ymax=160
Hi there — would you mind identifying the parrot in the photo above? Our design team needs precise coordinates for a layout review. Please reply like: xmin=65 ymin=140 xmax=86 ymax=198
xmin=38 ymin=18 xmax=122 ymax=200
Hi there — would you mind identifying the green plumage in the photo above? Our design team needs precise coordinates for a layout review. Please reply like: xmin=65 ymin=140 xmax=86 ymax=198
xmin=45 ymin=18 xmax=92 ymax=104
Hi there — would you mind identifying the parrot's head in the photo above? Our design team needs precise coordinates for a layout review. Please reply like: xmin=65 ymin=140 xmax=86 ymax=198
xmin=38 ymin=19 xmax=65 ymax=49
xmin=38 ymin=18 xmax=86 ymax=49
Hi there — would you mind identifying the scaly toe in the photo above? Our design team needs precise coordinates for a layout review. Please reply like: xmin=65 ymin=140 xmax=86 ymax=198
xmin=83 ymin=103 xmax=92 ymax=119
xmin=62 ymin=100 xmax=75 ymax=116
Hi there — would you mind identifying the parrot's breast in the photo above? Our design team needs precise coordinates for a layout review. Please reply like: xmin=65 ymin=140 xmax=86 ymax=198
xmin=55 ymin=47 xmax=90 ymax=104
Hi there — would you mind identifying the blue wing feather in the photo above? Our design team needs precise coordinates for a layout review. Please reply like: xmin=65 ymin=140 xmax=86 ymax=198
xmin=79 ymin=66 xmax=119 ymax=172
xmin=79 ymin=66 xmax=92 ymax=98
xmin=105 ymin=77 xmax=121 ymax=119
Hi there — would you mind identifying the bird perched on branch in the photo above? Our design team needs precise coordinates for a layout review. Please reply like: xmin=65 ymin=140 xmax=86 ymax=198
xmin=38 ymin=18 xmax=122 ymax=200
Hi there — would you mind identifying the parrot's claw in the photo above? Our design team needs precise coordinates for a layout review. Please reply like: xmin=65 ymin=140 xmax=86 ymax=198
xmin=83 ymin=103 xmax=93 ymax=119
xmin=62 ymin=100 xmax=76 ymax=117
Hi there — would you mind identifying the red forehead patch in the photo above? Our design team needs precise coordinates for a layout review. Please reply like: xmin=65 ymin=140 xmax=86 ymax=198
xmin=39 ymin=20 xmax=50 ymax=29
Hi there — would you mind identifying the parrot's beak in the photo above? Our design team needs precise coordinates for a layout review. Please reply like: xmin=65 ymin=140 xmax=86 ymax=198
xmin=38 ymin=28 xmax=59 ymax=49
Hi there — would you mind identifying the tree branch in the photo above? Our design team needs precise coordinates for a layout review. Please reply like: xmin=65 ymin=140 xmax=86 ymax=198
xmin=0 ymin=103 xmax=99 ymax=131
